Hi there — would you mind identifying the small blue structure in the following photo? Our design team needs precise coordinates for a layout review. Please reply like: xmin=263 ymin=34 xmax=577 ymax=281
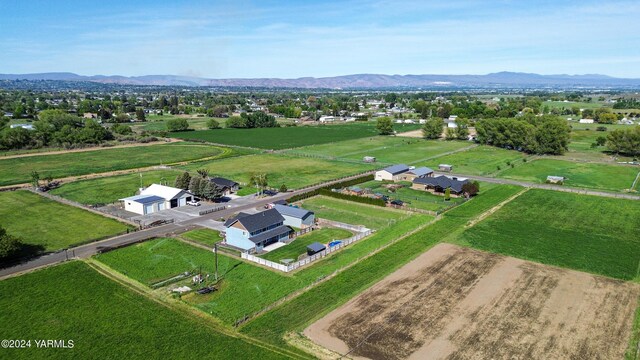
xmin=328 ymin=240 xmax=342 ymax=247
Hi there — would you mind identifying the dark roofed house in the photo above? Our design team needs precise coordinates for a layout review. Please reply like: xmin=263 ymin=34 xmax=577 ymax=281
xmin=307 ymin=242 xmax=326 ymax=256
xmin=224 ymin=209 xmax=292 ymax=252
xmin=412 ymin=175 xmax=469 ymax=197
xmin=210 ymin=177 xmax=239 ymax=196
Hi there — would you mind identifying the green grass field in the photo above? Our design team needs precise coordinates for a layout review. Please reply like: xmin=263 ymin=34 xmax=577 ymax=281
xmin=0 ymin=261 xmax=286 ymax=359
xmin=357 ymin=180 xmax=466 ymax=212
xmin=288 ymin=137 xmax=471 ymax=165
xmin=169 ymin=122 xmax=420 ymax=149
xmin=134 ymin=114 xmax=226 ymax=131
xmin=96 ymin=214 xmax=429 ymax=324
xmin=0 ymin=143 xmax=228 ymax=186
xmin=0 ymin=191 xmax=131 ymax=252
xmin=498 ymin=158 xmax=639 ymax=192
xmin=180 ymin=154 xmax=377 ymax=195
xmin=297 ymin=196 xmax=411 ymax=229
xmin=419 ymin=145 xmax=526 ymax=175
xmin=454 ymin=189 xmax=640 ymax=280
xmin=49 ymin=169 xmax=183 ymax=205
xmin=180 ymin=228 xmax=222 ymax=247
xmin=261 ymin=228 xmax=353 ymax=262
xmin=240 ymin=185 xmax=524 ymax=353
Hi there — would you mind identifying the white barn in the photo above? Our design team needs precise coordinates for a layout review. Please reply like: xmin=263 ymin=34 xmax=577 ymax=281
xmin=120 ymin=184 xmax=194 ymax=215
xmin=375 ymin=164 xmax=410 ymax=181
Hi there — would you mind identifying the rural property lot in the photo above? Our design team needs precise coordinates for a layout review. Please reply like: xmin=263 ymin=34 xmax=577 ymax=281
xmin=456 ymin=189 xmax=640 ymax=280
xmin=170 ymin=123 xmax=422 ymax=149
xmin=498 ymin=158 xmax=639 ymax=192
xmin=419 ymin=145 xmax=526 ymax=176
xmin=0 ymin=143 xmax=226 ymax=186
xmin=0 ymin=190 xmax=130 ymax=252
xmin=181 ymin=154 xmax=377 ymax=195
xmin=305 ymin=243 xmax=640 ymax=360
xmin=0 ymin=261 xmax=286 ymax=360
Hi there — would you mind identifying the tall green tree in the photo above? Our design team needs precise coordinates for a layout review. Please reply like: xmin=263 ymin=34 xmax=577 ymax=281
xmin=422 ymin=118 xmax=443 ymax=139
xmin=376 ymin=117 xmax=394 ymax=135
xmin=166 ymin=118 xmax=189 ymax=132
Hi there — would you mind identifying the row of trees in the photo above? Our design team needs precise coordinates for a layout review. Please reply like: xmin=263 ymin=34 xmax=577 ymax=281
xmin=226 ymin=112 xmax=278 ymax=129
xmin=174 ymin=171 xmax=222 ymax=200
xmin=475 ymin=116 xmax=571 ymax=155
xmin=0 ymin=110 xmax=114 ymax=150
xmin=606 ymin=126 xmax=640 ymax=156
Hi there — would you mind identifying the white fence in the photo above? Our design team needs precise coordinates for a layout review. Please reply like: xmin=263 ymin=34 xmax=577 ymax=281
xmin=240 ymin=229 xmax=373 ymax=273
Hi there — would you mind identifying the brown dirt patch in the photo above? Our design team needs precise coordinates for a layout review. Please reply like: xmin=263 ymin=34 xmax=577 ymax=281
xmin=304 ymin=243 xmax=640 ymax=360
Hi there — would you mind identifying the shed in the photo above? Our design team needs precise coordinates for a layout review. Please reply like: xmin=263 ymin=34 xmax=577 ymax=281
xmin=546 ymin=176 xmax=565 ymax=184
xmin=307 ymin=242 xmax=326 ymax=256
xmin=363 ymin=156 xmax=376 ymax=163
xmin=439 ymin=164 xmax=453 ymax=172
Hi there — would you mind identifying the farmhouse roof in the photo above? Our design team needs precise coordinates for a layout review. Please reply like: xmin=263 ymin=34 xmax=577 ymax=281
xmin=307 ymin=242 xmax=326 ymax=253
xmin=408 ymin=167 xmax=434 ymax=177
xmin=249 ymin=225 xmax=291 ymax=244
xmin=210 ymin=177 xmax=238 ymax=188
xmin=225 ymin=208 xmax=285 ymax=233
xmin=381 ymin=164 xmax=410 ymax=175
xmin=274 ymin=204 xmax=314 ymax=220
xmin=140 ymin=184 xmax=188 ymax=200
xmin=413 ymin=175 xmax=469 ymax=193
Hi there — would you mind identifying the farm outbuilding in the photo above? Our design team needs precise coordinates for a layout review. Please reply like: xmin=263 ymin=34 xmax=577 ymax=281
xmin=307 ymin=242 xmax=326 ymax=256
xmin=439 ymin=164 xmax=454 ymax=172
xmin=119 ymin=184 xmax=194 ymax=215
xmin=363 ymin=156 xmax=376 ymax=163
xmin=375 ymin=164 xmax=410 ymax=181
xmin=546 ymin=176 xmax=565 ymax=184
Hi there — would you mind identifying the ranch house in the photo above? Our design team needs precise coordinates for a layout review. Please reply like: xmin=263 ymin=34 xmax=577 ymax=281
xmin=412 ymin=175 xmax=469 ymax=197
xmin=119 ymin=184 xmax=194 ymax=215
xmin=210 ymin=177 xmax=239 ymax=196
xmin=224 ymin=209 xmax=292 ymax=252
xmin=375 ymin=164 xmax=410 ymax=181
xmin=274 ymin=204 xmax=315 ymax=229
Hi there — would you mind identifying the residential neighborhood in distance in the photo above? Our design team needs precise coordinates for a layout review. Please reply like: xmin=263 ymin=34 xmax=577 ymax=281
xmin=1 ymin=1 xmax=639 ymax=359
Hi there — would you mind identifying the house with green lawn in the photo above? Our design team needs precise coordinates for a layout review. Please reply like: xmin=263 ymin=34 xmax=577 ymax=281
xmin=224 ymin=209 xmax=292 ymax=252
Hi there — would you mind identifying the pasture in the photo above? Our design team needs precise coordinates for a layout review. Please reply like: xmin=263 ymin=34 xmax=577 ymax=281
xmin=498 ymin=158 xmax=639 ymax=192
xmin=0 ymin=261 xmax=286 ymax=360
xmin=50 ymin=169 xmax=182 ymax=205
xmin=419 ymin=145 xmax=526 ymax=175
xmin=0 ymin=143 xmax=227 ymax=186
xmin=288 ymin=137 xmax=471 ymax=165
xmin=305 ymin=243 xmax=639 ymax=360
xmin=0 ymin=191 xmax=130 ymax=252
xmin=297 ymin=196 xmax=410 ymax=229
xmin=180 ymin=154 xmax=376 ymax=195
xmin=260 ymin=228 xmax=353 ymax=263
xmin=169 ymin=122 xmax=420 ymax=149
xmin=456 ymin=189 xmax=640 ymax=280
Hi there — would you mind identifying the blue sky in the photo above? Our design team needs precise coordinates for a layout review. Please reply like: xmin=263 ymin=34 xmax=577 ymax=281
xmin=1 ymin=0 xmax=639 ymax=78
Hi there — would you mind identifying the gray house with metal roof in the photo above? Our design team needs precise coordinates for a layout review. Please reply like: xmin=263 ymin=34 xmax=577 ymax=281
xmin=224 ymin=209 xmax=292 ymax=252
xmin=274 ymin=204 xmax=315 ymax=229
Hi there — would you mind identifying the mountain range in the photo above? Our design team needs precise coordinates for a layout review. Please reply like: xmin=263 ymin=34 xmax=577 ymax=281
xmin=1 ymin=71 xmax=640 ymax=89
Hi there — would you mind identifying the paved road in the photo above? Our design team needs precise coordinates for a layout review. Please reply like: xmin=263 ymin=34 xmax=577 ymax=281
xmin=0 ymin=171 xmax=375 ymax=279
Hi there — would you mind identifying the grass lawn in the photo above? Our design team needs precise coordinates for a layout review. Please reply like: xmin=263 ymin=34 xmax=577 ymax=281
xmin=0 ymin=261 xmax=286 ymax=359
xmin=454 ymin=189 xmax=640 ymax=280
xmin=261 ymin=228 xmax=353 ymax=262
xmin=180 ymin=228 xmax=222 ymax=247
xmin=180 ymin=154 xmax=376 ymax=195
xmin=357 ymin=180 xmax=466 ymax=212
xmin=240 ymin=185 xmax=524 ymax=353
xmin=49 ymin=169 xmax=182 ymax=205
xmin=134 ymin=114 xmax=226 ymax=131
xmin=297 ymin=196 xmax=410 ymax=229
xmin=498 ymin=158 xmax=639 ymax=192
xmin=0 ymin=143 xmax=228 ymax=186
xmin=0 ymin=191 xmax=130 ymax=252
xmin=288 ymin=137 xmax=471 ymax=165
xmin=419 ymin=145 xmax=526 ymax=176
xmin=169 ymin=122 xmax=421 ymax=149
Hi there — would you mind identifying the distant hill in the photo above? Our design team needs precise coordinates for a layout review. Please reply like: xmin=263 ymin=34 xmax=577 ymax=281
xmin=1 ymin=71 xmax=639 ymax=89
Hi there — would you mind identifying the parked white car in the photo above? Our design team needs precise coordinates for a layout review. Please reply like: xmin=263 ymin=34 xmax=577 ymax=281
xmin=187 ymin=200 xmax=201 ymax=206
